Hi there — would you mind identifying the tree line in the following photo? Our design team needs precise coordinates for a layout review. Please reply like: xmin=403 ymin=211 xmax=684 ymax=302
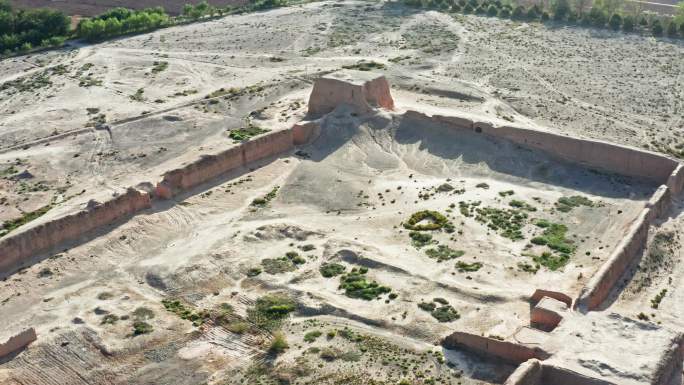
xmin=1 ymin=0 xmax=293 ymax=56
xmin=0 ymin=0 xmax=69 ymax=55
xmin=404 ymin=0 xmax=684 ymax=37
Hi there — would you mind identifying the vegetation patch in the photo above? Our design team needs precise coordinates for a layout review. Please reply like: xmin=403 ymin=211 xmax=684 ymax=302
xmin=229 ymin=124 xmax=269 ymax=142
xmin=0 ymin=204 xmax=53 ymax=237
xmin=251 ymin=186 xmax=279 ymax=206
xmin=247 ymin=294 xmax=296 ymax=330
xmin=342 ymin=60 xmax=386 ymax=71
xmin=531 ymin=220 xmax=575 ymax=254
xmin=133 ymin=321 xmax=153 ymax=335
xmin=467 ymin=203 xmax=527 ymax=240
xmin=338 ymin=267 xmax=392 ymax=300
xmin=320 ymin=262 xmax=346 ymax=278
xmin=526 ymin=251 xmax=569 ymax=271
xmin=304 ymin=330 xmax=322 ymax=343
xmin=555 ymin=196 xmax=593 ymax=213
xmin=403 ymin=210 xmax=454 ymax=232
xmin=651 ymin=289 xmax=667 ymax=309
xmin=455 ymin=261 xmax=482 ymax=272
xmin=417 ymin=299 xmax=460 ymax=322
xmin=425 ymin=245 xmax=464 ymax=262
xmin=261 ymin=251 xmax=304 ymax=274
xmin=409 ymin=231 xmax=436 ymax=248
xmin=161 ymin=299 xmax=210 ymax=326
xmin=510 ymin=200 xmax=537 ymax=212
xmin=151 ymin=61 xmax=169 ymax=74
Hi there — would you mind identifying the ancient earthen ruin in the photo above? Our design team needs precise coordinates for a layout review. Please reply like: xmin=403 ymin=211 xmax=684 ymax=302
xmin=1 ymin=69 xmax=682 ymax=385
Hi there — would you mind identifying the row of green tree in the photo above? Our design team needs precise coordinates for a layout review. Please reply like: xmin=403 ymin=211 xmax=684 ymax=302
xmin=0 ymin=0 xmax=69 ymax=54
xmin=1 ymin=0 xmax=295 ymax=56
xmin=405 ymin=0 xmax=684 ymax=37
xmin=76 ymin=7 xmax=171 ymax=42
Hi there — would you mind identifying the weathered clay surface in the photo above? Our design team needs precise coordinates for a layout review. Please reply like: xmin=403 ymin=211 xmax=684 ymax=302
xmin=307 ymin=71 xmax=394 ymax=117
xmin=0 ymin=328 xmax=36 ymax=358
xmin=0 ymin=188 xmax=151 ymax=275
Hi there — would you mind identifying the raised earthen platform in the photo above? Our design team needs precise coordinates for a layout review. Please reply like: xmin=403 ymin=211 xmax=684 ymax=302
xmin=1 ymin=72 xmax=681 ymax=385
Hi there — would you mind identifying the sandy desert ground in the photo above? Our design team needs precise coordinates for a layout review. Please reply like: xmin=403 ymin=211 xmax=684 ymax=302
xmin=1 ymin=1 xmax=684 ymax=385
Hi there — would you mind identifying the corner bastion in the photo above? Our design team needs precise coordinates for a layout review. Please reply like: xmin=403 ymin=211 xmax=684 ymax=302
xmin=307 ymin=70 xmax=395 ymax=117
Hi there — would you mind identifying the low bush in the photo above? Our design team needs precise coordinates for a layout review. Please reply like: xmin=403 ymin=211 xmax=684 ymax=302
xmin=425 ymin=245 xmax=465 ymax=262
xmin=320 ymin=262 xmax=346 ymax=277
xmin=339 ymin=267 xmax=392 ymax=300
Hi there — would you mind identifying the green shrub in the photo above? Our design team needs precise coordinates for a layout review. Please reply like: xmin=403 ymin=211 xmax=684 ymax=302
xmin=526 ymin=5 xmax=540 ymax=19
xmin=248 ymin=294 xmax=296 ymax=330
xmin=530 ymin=251 xmax=569 ymax=270
xmin=339 ymin=268 xmax=391 ymax=300
xmin=463 ymin=3 xmax=474 ymax=13
xmin=666 ymin=21 xmax=678 ymax=36
xmin=409 ymin=231 xmax=436 ymax=248
xmin=651 ymin=289 xmax=667 ymax=309
xmin=623 ymin=15 xmax=635 ymax=32
xmin=304 ymin=330 xmax=322 ymax=343
xmin=431 ymin=305 xmax=460 ymax=322
xmin=320 ymin=262 xmax=346 ymax=277
xmin=652 ymin=19 xmax=663 ymax=36
xmin=532 ymin=221 xmax=575 ymax=254
xmin=588 ymin=7 xmax=606 ymax=27
xmin=487 ymin=4 xmax=499 ymax=15
xmin=512 ymin=5 xmax=525 ymax=19
xmin=247 ymin=267 xmax=262 ymax=276
xmin=418 ymin=302 xmax=436 ymax=311
xmin=541 ymin=11 xmax=550 ymax=21
xmin=608 ymin=13 xmax=622 ymax=30
xmin=226 ymin=321 xmax=250 ymax=334
xmin=455 ymin=261 xmax=483 ymax=272
xmin=555 ymin=195 xmax=592 ymax=213
xmin=498 ymin=7 xmax=510 ymax=17
xmin=101 ymin=314 xmax=119 ymax=325
xmin=230 ymin=125 xmax=269 ymax=142
xmin=269 ymin=331 xmax=289 ymax=354
xmin=404 ymin=210 xmax=453 ymax=232
xmin=133 ymin=321 xmax=153 ymax=335
xmin=162 ymin=299 xmax=210 ymax=326
xmin=425 ymin=245 xmax=465 ymax=262
xmin=133 ymin=307 xmax=155 ymax=320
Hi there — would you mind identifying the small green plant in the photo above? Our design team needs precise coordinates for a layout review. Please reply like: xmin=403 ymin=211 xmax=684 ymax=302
xmin=409 ymin=231 xmax=436 ymax=248
xmin=527 ymin=251 xmax=569 ymax=271
xmin=404 ymin=210 xmax=454 ymax=232
xmin=424 ymin=245 xmax=465 ymax=262
xmin=475 ymin=182 xmax=489 ymax=189
xmin=269 ymin=331 xmax=289 ymax=354
xmin=161 ymin=299 xmax=210 ymax=326
xmin=226 ymin=321 xmax=251 ymax=334
xmin=151 ymin=61 xmax=169 ymax=74
xmin=498 ymin=190 xmax=514 ymax=197
xmin=555 ymin=196 xmax=593 ymax=213
xmin=339 ymin=267 xmax=392 ymax=300
xmin=455 ymin=261 xmax=482 ymax=272
xmin=509 ymin=200 xmax=537 ymax=212
xmin=517 ymin=261 xmax=539 ymax=273
xmin=470 ymin=204 xmax=527 ymax=240
xmin=247 ymin=294 xmax=296 ymax=330
xmin=0 ymin=204 xmax=54 ymax=236
xmin=133 ymin=307 xmax=155 ymax=320
xmin=342 ymin=60 xmax=386 ymax=71
xmin=531 ymin=220 xmax=575 ymax=254
xmin=320 ymin=263 xmax=346 ymax=277
xmin=130 ymin=88 xmax=145 ymax=102
xmin=251 ymin=186 xmax=279 ymax=207
xmin=304 ymin=330 xmax=322 ymax=343
xmin=262 ymin=250 xmax=305 ymax=274
xmin=101 ymin=314 xmax=119 ymax=325
xmin=431 ymin=305 xmax=460 ymax=322
xmin=651 ymin=289 xmax=667 ymax=309
xmin=229 ymin=124 xmax=270 ymax=142
xmin=247 ymin=267 xmax=262 ymax=276
xmin=133 ymin=321 xmax=153 ymax=335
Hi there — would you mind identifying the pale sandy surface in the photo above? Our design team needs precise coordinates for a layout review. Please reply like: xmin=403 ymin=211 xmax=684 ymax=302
xmin=1 ymin=2 xmax=683 ymax=384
